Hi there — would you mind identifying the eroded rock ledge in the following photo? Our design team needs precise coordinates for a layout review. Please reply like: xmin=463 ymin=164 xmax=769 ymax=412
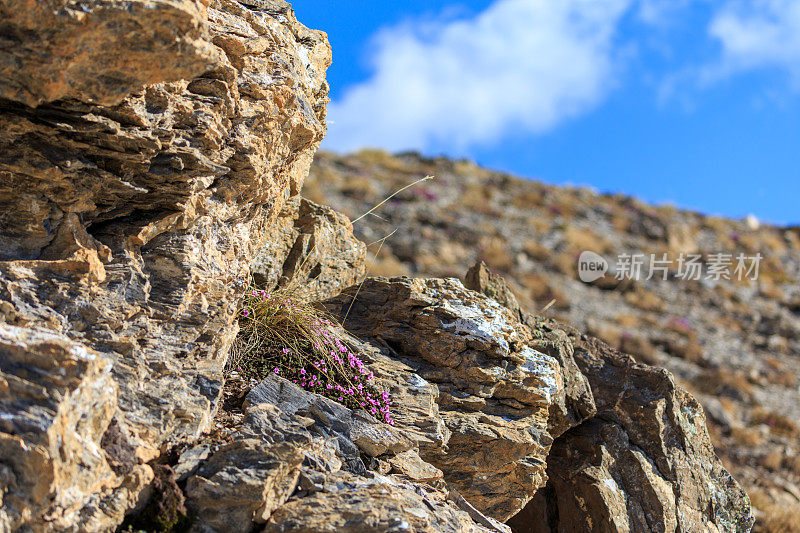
xmin=0 ymin=1 xmax=753 ymax=532
xmin=1 ymin=0 xmax=329 ymax=529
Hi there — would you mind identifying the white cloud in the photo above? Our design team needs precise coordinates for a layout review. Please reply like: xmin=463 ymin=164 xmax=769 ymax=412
xmin=324 ymin=0 xmax=632 ymax=153
xmin=637 ymin=0 xmax=696 ymax=26
xmin=706 ymin=0 xmax=800 ymax=85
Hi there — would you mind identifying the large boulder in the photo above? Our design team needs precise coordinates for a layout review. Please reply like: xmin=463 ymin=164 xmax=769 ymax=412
xmin=0 ymin=0 xmax=330 ymax=530
xmin=508 ymin=332 xmax=754 ymax=533
xmin=463 ymin=272 xmax=755 ymax=533
xmin=325 ymin=277 xmax=580 ymax=521
xmin=321 ymin=274 xmax=753 ymax=530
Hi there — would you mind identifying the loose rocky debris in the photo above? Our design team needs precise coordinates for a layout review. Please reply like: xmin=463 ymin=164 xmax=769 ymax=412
xmin=179 ymin=373 xmax=509 ymax=533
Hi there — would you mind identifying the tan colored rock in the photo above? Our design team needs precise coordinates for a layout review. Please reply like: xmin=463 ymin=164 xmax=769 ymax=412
xmin=465 ymin=261 xmax=526 ymax=322
xmin=465 ymin=262 xmax=596 ymax=437
xmin=463 ymin=263 xmax=753 ymax=532
xmin=389 ymin=450 xmax=444 ymax=483
xmin=360 ymin=348 xmax=452 ymax=458
xmin=185 ymin=439 xmax=304 ymax=532
xmin=351 ymin=412 xmax=415 ymax=458
xmin=464 ymin=265 xmax=753 ymax=531
xmin=308 ymin=149 xmax=791 ymax=529
xmin=251 ymin=197 xmax=367 ymax=302
xmin=0 ymin=0 xmax=221 ymax=107
xmin=0 ymin=0 xmax=330 ymax=529
xmin=326 ymin=277 xmax=565 ymax=522
xmin=244 ymin=374 xmax=412 ymax=469
xmin=0 ymin=324 xmax=117 ymax=531
xmin=263 ymin=472 xmax=506 ymax=533
xmin=207 ymin=372 xmax=504 ymax=532
xmin=321 ymin=271 xmax=752 ymax=531
xmin=512 ymin=419 xmax=678 ymax=533
xmin=509 ymin=333 xmax=754 ymax=533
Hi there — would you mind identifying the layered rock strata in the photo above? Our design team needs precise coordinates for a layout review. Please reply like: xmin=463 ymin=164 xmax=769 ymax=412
xmin=0 ymin=0 xmax=330 ymax=529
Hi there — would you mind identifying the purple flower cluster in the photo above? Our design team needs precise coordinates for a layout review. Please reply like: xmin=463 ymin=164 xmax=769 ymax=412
xmin=238 ymin=289 xmax=394 ymax=425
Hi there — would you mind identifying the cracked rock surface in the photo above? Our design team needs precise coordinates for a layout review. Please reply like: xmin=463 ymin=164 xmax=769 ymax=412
xmin=325 ymin=277 xmax=565 ymax=522
xmin=0 ymin=0 xmax=329 ymax=529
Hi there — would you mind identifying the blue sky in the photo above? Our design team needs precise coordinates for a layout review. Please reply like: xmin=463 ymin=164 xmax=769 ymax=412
xmin=295 ymin=1 xmax=800 ymax=225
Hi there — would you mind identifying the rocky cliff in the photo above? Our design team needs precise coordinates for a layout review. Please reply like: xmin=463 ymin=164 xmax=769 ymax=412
xmin=0 ymin=0 xmax=329 ymax=529
xmin=0 ymin=2 xmax=756 ymax=532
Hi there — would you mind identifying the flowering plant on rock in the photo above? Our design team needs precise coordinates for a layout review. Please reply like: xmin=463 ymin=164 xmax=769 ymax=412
xmin=229 ymin=287 xmax=393 ymax=424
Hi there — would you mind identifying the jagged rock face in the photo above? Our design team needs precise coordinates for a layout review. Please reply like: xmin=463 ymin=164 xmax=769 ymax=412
xmin=0 ymin=1 xmax=758 ymax=531
xmin=508 ymin=330 xmax=754 ymax=532
xmin=319 ymin=274 xmax=752 ymax=530
xmin=326 ymin=277 xmax=577 ymax=522
xmin=251 ymin=197 xmax=367 ymax=302
xmin=457 ymin=276 xmax=754 ymax=533
xmin=0 ymin=0 xmax=221 ymax=107
xmin=262 ymin=472 xmax=502 ymax=533
xmin=565 ymin=335 xmax=753 ymax=533
xmin=0 ymin=0 xmax=330 ymax=530
xmin=0 ymin=0 xmax=330 ymax=262
xmin=0 ymin=325 xmax=119 ymax=529
xmin=191 ymin=374 xmax=510 ymax=533
xmin=307 ymin=151 xmax=800 ymax=528
xmin=464 ymin=262 xmax=596 ymax=437
xmin=185 ymin=439 xmax=305 ymax=531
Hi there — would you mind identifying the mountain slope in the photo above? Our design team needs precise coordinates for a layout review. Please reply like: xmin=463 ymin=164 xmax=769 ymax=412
xmin=306 ymin=149 xmax=800 ymax=530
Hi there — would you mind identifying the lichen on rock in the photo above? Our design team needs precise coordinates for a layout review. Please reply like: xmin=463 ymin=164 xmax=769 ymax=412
xmin=0 ymin=0 xmax=330 ymax=529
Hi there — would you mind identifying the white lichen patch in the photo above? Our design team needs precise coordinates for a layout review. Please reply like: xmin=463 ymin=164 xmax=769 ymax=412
xmin=519 ymin=347 xmax=561 ymax=402
xmin=602 ymin=477 xmax=620 ymax=493
xmin=438 ymin=296 xmax=513 ymax=356
xmin=69 ymin=343 xmax=97 ymax=362
xmin=406 ymin=373 xmax=430 ymax=390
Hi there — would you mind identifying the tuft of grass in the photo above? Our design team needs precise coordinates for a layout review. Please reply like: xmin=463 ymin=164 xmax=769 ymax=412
xmin=228 ymin=285 xmax=394 ymax=424
xmin=226 ymin=174 xmax=436 ymax=426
